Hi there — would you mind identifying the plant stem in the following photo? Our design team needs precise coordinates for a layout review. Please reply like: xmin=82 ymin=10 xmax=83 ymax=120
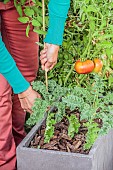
xmin=82 ymin=31 xmax=92 ymax=59
xmin=64 ymin=63 xmax=74 ymax=86
xmin=79 ymin=74 xmax=87 ymax=84
xmin=42 ymin=0 xmax=48 ymax=92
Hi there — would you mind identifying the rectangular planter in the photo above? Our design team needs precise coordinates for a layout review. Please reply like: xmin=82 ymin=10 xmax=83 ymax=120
xmin=17 ymin=118 xmax=113 ymax=170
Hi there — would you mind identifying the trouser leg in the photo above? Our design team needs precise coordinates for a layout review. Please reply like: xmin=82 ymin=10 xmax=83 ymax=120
xmin=0 ymin=4 xmax=16 ymax=170
xmin=12 ymin=94 xmax=27 ymax=146
xmin=2 ymin=0 xmax=38 ymax=144
xmin=0 ymin=1 xmax=39 ymax=169
xmin=1 ymin=0 xmax=39 ymax=146
xmin=0 ymin=75 xmax=16 ymax=170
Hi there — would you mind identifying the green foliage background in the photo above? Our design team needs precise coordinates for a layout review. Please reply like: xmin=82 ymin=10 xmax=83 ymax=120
xmin=4 ymin=0 xmax=113 ymax=88
xmin=6 ymin=0 xmax=113 ymax=150
xmin=38 ymin=0 xmax=113 ymax=89
xmin=27 ymin=76 xmax=113 ymax=150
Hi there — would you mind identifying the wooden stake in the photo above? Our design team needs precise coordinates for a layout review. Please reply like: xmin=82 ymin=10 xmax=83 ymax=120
xmin=42 ymin=0 xmax=48 ymax=92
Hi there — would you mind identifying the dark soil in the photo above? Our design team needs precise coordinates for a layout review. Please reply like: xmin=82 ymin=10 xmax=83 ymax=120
xmin=29 ymin=109 xmax=102 ymax=154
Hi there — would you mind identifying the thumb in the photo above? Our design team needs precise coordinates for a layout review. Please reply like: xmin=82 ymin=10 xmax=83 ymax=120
xmin=45 ymin=61 xmax=53 ymax=72
xmin=36 ymin=92 xmax=42 ymax=98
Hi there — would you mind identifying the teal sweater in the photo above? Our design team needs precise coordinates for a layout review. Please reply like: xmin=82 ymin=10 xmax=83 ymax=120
xmin=0 ymin=0 xmax=70 ymax=94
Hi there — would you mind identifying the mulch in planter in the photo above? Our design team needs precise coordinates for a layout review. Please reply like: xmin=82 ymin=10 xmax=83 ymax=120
xmin=29 ymin=110 xmax=102 ymax=155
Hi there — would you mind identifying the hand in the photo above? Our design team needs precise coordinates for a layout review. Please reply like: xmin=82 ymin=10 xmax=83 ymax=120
xmin=40 ymin=43 xmax=59 ymax=72
xmin=18 ymin=86 xmax=41 ymax=114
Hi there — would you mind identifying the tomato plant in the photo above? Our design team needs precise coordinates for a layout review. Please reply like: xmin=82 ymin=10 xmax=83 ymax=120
xmin=110 ymin=60 xmax=113 ymax=70
xmin=45 ymin=0 xmax=113 ymax=89
xmin=93 ymin=58 xmax=103 ymax=73
xmin=74 ymin=60 xmax=94 ymax=74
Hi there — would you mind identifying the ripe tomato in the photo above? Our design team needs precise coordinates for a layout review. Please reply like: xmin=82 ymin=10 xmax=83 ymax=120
xmin=74 ymin=60 xmax=95 ymax=74
xmin=93 ymin=58 xmax=103 ymax=73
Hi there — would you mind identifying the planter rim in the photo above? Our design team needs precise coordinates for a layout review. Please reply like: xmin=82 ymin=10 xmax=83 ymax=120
xmin=17 ymin=117 xmax=110 ymax=158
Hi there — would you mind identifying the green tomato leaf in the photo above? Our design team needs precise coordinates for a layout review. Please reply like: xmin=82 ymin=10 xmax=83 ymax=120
xmin=18 ymin=17 xmax=29 ymax=23
xmin=26 ymin=24 xmax=30 ymax=37
xmin=36 ymin=42 xmax=44 ymax=47
xmin=3 ymin=0 xmax=10 ymax=4
xmin=20 ymin=0 xmax=26 ymax=5
xmin=16 ymin=5 xmax=23 ymax=17
xmin=33 ymin=29 xmax=47 ymax=35
xmin=36 ymin=16 xmax=43 ymax=24
xmin=24 ymin=8 xmax=34 ymax=17
xmin=32 ymin=19 xmax=41 ymax=27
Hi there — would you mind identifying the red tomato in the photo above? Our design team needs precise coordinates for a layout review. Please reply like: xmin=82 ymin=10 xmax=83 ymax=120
xmin=74 ymin=60 xmax=95 ymax=74
xmin=93 ymin=58 xmax=103 ymax=73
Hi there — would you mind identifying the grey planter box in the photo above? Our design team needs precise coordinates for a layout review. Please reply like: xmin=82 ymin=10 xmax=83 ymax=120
xmin=17 ymin=118 xmax=113 ymax=170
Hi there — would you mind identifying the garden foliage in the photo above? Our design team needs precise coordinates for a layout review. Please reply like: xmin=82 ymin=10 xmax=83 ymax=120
xmin=27 ymin=75 xmax=113 ymax=150
xmin=47 ymin=0 xmax=113 ymax=88
xmin=4 ymin=0 xmax=113 ymax=150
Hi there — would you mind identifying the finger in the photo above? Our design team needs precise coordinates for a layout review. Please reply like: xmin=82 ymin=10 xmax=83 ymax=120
xmin=26 ymin=108 xmax=32 ymax=114
xmin=24 ymin=108 xmax=32 ymax=114
xmin=19 ymin=98 xmax=32 ymax=113
xmin=45 ymin=61 xmax=55 ymax=71
xmin=49 ymin=62 xmax=57 ymax=70
xmin=47 ymin=54 xmax=58 ymax=63
xmin=45 ymin=61 xmax=53 ymax=68
xmin=19 ymin=100 xmax=25 ymax=110
xmin=40 ymin=48 xmax=47 ymax=55
xmin=19 ymin=99 xmax=27 ymax=110
xmin=40 ymin=58 xmax=48 ymax=65
xmin=40 ymin=54 xmax=47 ymax=60
xmin=24 ymin=101 xmax=32 ymax=114
xmin=37 ymin=93 xmax=42 ymax=98
xmin=41 ymin=64 xmax=45 ymax=70
xmin=25 ymin=96 xmax=33 ymax=107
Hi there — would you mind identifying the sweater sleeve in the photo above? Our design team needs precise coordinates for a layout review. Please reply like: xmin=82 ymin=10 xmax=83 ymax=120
xmin=0 ymin=36 xmax=30 ymax=94
xmin=44 ymin=0 xmax=70 ymax=45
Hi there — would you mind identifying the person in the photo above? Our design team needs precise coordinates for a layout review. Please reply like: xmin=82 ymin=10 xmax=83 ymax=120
xmin=0 ymin=0 xmax=70 ymax=169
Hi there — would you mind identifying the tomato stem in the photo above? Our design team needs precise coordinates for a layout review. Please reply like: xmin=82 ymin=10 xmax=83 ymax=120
xmin=82 ymin=31 xmax=92 ymax=59
xmin=79 ymin=74 xmax=87 ymax=85
xmin=64 ymin=63 xmax=75 ymax=86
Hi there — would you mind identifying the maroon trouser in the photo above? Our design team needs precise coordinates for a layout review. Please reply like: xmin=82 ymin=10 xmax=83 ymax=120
xmin=0 ymin=1 xmax=39 ymax=170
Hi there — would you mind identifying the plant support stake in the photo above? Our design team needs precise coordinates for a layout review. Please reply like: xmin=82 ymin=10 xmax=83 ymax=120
xmin=42 ymin=0 xmax=48 ymax=92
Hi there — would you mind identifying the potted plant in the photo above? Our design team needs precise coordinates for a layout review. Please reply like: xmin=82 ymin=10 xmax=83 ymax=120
xmin=17 ymin=75 xmax=113 ymax=170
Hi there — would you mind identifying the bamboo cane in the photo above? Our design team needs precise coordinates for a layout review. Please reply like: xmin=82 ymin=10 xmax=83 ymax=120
xmin=42 ymin=0 xmax=48 ymax=92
